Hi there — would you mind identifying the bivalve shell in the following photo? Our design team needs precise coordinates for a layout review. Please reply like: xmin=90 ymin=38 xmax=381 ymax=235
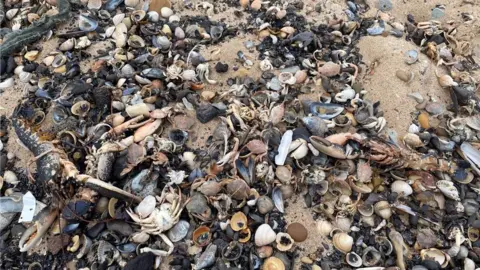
xmin=436 ymin=180 xmax=460 ymax=201
xmin=374 ymin=201 xmax=392 ymax=219
xmin=391 ymin=180 xmax=413 ymax=196
xmin=332 ymin=232 xmax=353 ymax=253
xmin=316 ymin=220 xmax=333 ymax=236
xmin=263 ymin=257 xmax=285 ymax=270
xmin=161 ymin=7 xmax=173 ymax=18
xmin=275 ymin=232 xmax=294 ymax=251
xmin=255 ymin=224 xmax=276 ymax=246
xmin=230 ymin=212 xmax=247 ymax=231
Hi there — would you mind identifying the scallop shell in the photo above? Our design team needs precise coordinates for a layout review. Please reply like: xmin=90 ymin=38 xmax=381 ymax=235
xmin=391 ymin=180 xmax=413 ymax=196
xmin=255 ymin=224 xmax=276 ymax=246
xmin=436 ymin=180 xmax=460 ymax=201
xmin=332 ymin=232 xmax=353 ymax=253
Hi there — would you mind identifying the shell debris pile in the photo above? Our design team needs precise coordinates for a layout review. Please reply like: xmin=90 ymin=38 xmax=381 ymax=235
xmin=0 ymin=0 xmax=479 ymax=269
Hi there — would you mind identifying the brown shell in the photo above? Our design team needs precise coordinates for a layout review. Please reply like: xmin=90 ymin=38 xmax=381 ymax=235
xmin=231 ymin=212 xmax=248 ymax=231
xmin=246 ymin=139 xmax=267 ymax=154
xmin=239 ymin=228 xmax=251 ymax=243
xmin=226 ymin=179 xmax=250 ymax=200
xmin=193 ymin=225 xmax=211 ymax=247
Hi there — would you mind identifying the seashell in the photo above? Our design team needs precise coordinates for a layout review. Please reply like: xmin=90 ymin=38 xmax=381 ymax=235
xmin=420 ymin=248 xmax=450 ymax=268
xmin=396 ymin=69 xmax=414 ymax=83
xmin=335 ymin=215 xmax=352 ymax=232
xmin=438 ymin=74 xmax=458 ymax=88
xmin=346 ymin=252 xmax=362 ymax=267
xmin=403 ymin=133 xmax=423 ymax=148
xmin=169 ymin=15 xmax=180 ymax=23
xmin=374 ymin=201 xmax=392 ymax=219
xmin=257 ymin=196 xmax=274 ymax=214
xmin=71 ymin=101 xmax=91 ymax=117
xmin=436 ymin=180 xmax=460 ymax=201
xmin=131 ymin=10 xmax=146 ymax=23
xmin=76 ymin=36 xmax=92 ymax=49
xmin=251 ymin=0 xmax=261 ymax=10
xmin=78 ymin=14 xmax=98 ymax=32
xmin=316 ymin=220 xmax=333 ymax=236
xmin=255 ymin=224 xmax=276 ymax=246
xmin=362 ymin=246 xmax=382 ymax=266
xmin=59 ymin=38 xmax=76 ymax=51
xmin=24 ymin=50 xmax=39 ymax=61
xmin=263 ymin=257 xmax=285 ymax=270
xmin=42 ymin=55 xmax=55 ymax=66
xmin=280 ymin=26 xmax=295 ymax=35
xmin=335 ymin=86 xmax=356 ymax=102
xmin=112 ymin=14 xmax=125 ymax=26
xmin=87 ymin=0 xmax=102 ymax=9
xmin=257 ymin=246 xmax=273 ymax=258
xmin=278 ymin=72 xmax=296 ymax=85
xmin=154 ymin=36 xmax=171 ymax=50
xmin=126 ymin=103 xmax=150 ymax=117
xmin=6 ymin=9 xmax=19 ymax=20
xmin=134 ymin=119 xmax=162 ymax=142
xmin=67 ymin=235 xmax=81 ymax=252
xmin=333 ymin=232 xmax=353 ymax=253
xmin=53 ymin=65 xmax=67 ymax=73
xmin=391 ymin=180 xmax=413 ymax=196
xmin=193 ymin=225 xmax=211 ymax=246
xmin=19 ymin=71 xmax=33 ymax=83
xmin=238 ymin=228 xmax=251 ymax=243
xmin=52 ymin=54 xmax=67 ymax=68
xmin=405 ymin=50 xmax=419 ymax=64
xmin=239 ymin=0 xmax=249 ymax=8
xmin=302 ymin=116 xmax=328 ymax=137
xmin=464 ymin=258 xmax=475 ymax=270
xmin=135 ymin=195 xmax=156 ymax=218
xmin=76 ymin=235 xmax=92 ymax=259
xmin=407 ymin=92 xmax=424 ymax=103
xmin=308 ymin=101 xmax=344 ymax=119
xmin=408 ymin=124 xmax=420 ymax=133
xmin=276 ymin=232 xmax=294 ymax=251
xmin=294 ymin=70 xmax=307 ymax=84
xmin=4 ymin=171 xmax=19 ymax=185
xmin=128 ymin=35 xmax=145 ymax=48
xmin=160 ymin=7 xmax=173 ymax=18
xmin=105 ymin=26 xmax=115 ymax=37
xmin=275 ymin=130 xmax=292 ymax=166
xmin=230 ymin=212 xmax=247 ymax=231
xmin=357 ymin=203 xmax=374 ymax=217
xmin=317 ymin=61 xmax=341 ymax=77
xmin=124 ymin=0 xmax=139 ymax=7
xmin=276 ymin=9 xmax=287 ymax=19
xmin=286 ymin=223 xmax=307 ymax=242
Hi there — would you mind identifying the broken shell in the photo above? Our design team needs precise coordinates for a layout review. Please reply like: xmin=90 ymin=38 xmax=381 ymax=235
xmin=391 ymin=180 xmax=413 ymax=196
xmin=332 ymin=232 xmax=353 ymax=253
xmin=239 ymin=228 xmax=251 ymax=243
xmin=67 ymin=235 xmax=80 ymax=252
xmin=374 ymin=201 xmax=392 ymax=219
xmin=263 ymin=257 xmax=285 ymax=270
xmin=193 ymin=225 xmax=211 ymax=247
xmin=230 ymin=211 xmax=248 ymax=231
xmin=438 ymin=74 xmax=458 ymax=87
xmin=71 ymin=101 xmax=91 ymax=117
xmin=255 ymin=224 xmax=276 ymax=246
xmin=467 ymin=227 xmax=479 ymax=242
xmin=128 ymin=35 xmax=146 ymax=48
xmin=131 ymin=10 xmax=146 ymax=23
xmin=4 ymin=170 xmax=19 ymax=185
xmin=24 ymin=50 xmax=39 ymax=61
xmin=278 ymin=72 xmax=296 ymax=85
xmin=362 ymin=246 xmax=383 ymax=266
xmin=357 ymin=203 xmax=374 ymax=217
xmin=78 ymin=14 xmax=98 ymax=32
xmin=108 ymin=198 xmax=118 ymax=218
xmin=436 ymin=180 xmax=460 ymax=201
xmin=396 ymin=70 xmax=414 ymax=83
xmin=346 ymin=252 xmax=362 ymax=267
xmin=420 ymin=248 xmax=450 ymax=268
xmin=275 ymin=232 xmax=294 ymax=251
xmin=257 ymin=196 xmax=274 ymax=214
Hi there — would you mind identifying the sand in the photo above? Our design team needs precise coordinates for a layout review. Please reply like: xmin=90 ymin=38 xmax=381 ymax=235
xmin=0 ymin=0 xmax=479 ymax=269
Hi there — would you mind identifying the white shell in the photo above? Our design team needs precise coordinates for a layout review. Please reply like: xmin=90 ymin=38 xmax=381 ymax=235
xmin=156 ymin=36 xmax=171 ymax=50
xmin=175 ymin=27 xmax=185 ymax=39
xmin=124 ymin=0 xmax=139 ymax=7
xmin=87 ymin=0 xmax=102 ymax=9
xmin=105 ymin=26 xmax=115 ymax=38
xmin=121 ymin=64 xmax=135 ymax=78
xmin=260 ymin=59 xmax=273 ymax=71
xmin=131 ymin=232 xmax=150 ymax=243
xmin=4 ymin=170 xmax=19 ymax=185
xmin=181 ymin=70 xmax=196 ymax=81
xmin=436 ymin=180 xmax=460 ymax=201
xmin=408 ymin=123 xmax=420 ymax=133
xmin=14 ymin=65 xmax=24 ymax=75
xmin=335 ymin=86 xmax=356 ymax=102
xmin=112 ymin=13 xmax=125 ymax=26
xmin=374 ymin=201 xmax=392 ymax=219
xmin=278 ymin=72 xmax=296 ymax=85
xmin=75 ymin=36 xmax=91 ymax=49
xmin=147 ymin=11 xmax=159 ymax=22
xmin=59 ymin=38 xmax=76 ymax=51
xmin=19 ymin=71 xmax=33 ymax=83
xmin=332 ymin=232 xmax=353 ymax=253
xmin=169 ymin=15 xmax=180 ymax=23
xmin=42 ymin=55 xmax=55 ymax=66
xmin=126 ymin=103 xmax=150 ymax=117
xmin=275 ymin=130 xmax=293 ymax=166
xmin=135 ymin=75 xmax=151 ymax=84
xmin=391 ymin=181 xmax=413 ymax=196
xmin=160 ymin=7 xmax=174 ymax=18
xmin=6 ymin=9 xmax=19 ymax=20
xmin=316 ymin=220 xmax=333 ymax=236
xmin=0 ymin=78 xmax=14 ymax=89
xmin=255 ymin=224 xmax=276 ymax=246
xmin=135 ymin=195 xmax=156 ymax=218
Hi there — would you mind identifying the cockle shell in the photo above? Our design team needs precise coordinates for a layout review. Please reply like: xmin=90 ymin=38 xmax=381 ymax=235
xmin=403 ymin=133 xmax=423 ymax=148
xmin=59 ymin=38 xmax=76 ymax=51
xmin=332 ymin=232 xmax=353 ymax=253
xmin=255 ymin=224 xmax=276 ymax=246
xmin=391 ymin=181 xmax=413 ymax=196
xmin=436 ymin=180 xmax=460 ymax=201
xmin=316 ymin=220 xmax=333 ymax=236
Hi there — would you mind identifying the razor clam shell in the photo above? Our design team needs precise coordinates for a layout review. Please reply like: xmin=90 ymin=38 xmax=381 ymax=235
xmin=460 ymin=142 xmax=480 ymax=175
xmin=272 ymin=187 xmax=284 ymax=213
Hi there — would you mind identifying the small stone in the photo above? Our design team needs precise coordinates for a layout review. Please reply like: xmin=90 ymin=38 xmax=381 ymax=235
xmin=6 ymin=152 xmax=15 ymax=160
xmin=301 ymin=257 xmax=313 ymax=264
xmin=314 ymin=3 xmax=322 ymax=12
xmin=201 ymin=90 xmax=216 ymax=101
xmin=287 ymin=222 xmax=308 ymax=242
xmin=418 ymin=112 xmax=430 ymax=129
xmin=377 ymin=0 xmax=392 ymax=11
xmin=215 ymin=62 xmax=229 ymax=73
xmin=160 ymin=7 xmax=174 ymax=18
xmin=405 ymin=50 xmax=419 ymax=65
xmin=431 ymin=6 xmax=445 ymax=19
xmin=267 ymin=77 xmax=282 ymax=91
xmin=425 ymin=102 xmax=445 ymax=115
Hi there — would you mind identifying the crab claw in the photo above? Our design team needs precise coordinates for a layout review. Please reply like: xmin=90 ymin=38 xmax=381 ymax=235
xmin=19 ymin=208 xmax=58 ymax=252
xmin=310 ymin=136 xmax=346 ymax=159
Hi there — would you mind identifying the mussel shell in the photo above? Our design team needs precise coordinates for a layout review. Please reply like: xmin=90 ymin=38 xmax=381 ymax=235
xmin=52 ymin=105 xmax=70 ymax=124
xmin=307 ymin=101 xmax=344 ymax=119
xmin=78 ymin=14 xmax=98 ymax=32
xmin=168 ymin=129 xmax=188 ymax=145
xmin=117 ymin=242 xmax=137 ymax=253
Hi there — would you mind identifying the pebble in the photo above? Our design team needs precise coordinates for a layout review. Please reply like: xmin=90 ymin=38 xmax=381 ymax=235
xmin=396 ymin=70 xmax=414 ymax=83
xmin=160 ymin=7 xmax=173 ymax=18
xmin=431 ymin=6 xmax=445 ymax=19
xmin=0 ymin=140 xmax=2 ymax=151
xmin=215 ymin=62 xmax=229 ymax=73
xmin=301 ymin=257 xmax=313 ymax=264
xmin=405 ymin=50 xmax=419 ymax=65
xmin=418 ymin=112 xmax=430 ymax=129
xmin=267 ymin=77 xmax=282 ymax=91
xmin=377 ymin=0 xmax=393 ymax=11
xmin=244 ymin=40 xmax=255 ymax=49
xmin=425 ymin=102 xmax=445 ymax=115
xmin=6 ymin=152 xmax=14 ymax=160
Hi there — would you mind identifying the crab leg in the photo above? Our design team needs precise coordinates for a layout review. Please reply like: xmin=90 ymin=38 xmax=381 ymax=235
xmin=19 ymin=209 xmax=58 ymax=252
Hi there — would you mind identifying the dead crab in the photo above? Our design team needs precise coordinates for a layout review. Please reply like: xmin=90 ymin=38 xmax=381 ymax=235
xmin=127 ymin=187 xmax=186 ymax=256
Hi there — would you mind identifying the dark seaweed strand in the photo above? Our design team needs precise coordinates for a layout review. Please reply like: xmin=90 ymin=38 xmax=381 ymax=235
xmin=0 ymin=0 xmax=70 ymax=58
xmin=0 ymin=0 xmax=4 ymax=25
